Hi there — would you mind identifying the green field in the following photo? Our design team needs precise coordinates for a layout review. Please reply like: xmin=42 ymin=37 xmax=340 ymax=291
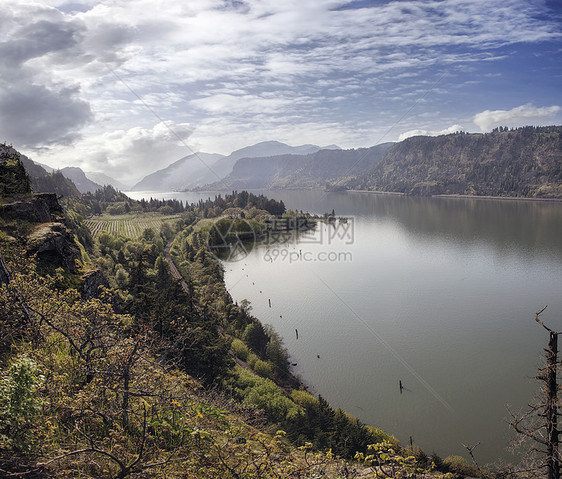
xmin=85 ymin=213 xmax=182 ymax=239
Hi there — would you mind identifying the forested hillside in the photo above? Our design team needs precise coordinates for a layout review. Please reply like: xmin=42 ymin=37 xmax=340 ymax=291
xmin=351 ymin=126 xmax=562 ymax=198
xmin=200 ymin=126 xmax=561 ymax=199
xmin=204 ymin=143 xmax=392 ymax=190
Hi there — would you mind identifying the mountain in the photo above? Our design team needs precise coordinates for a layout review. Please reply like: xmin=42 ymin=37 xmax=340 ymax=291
xmin=0 ymin=144 xmax=32 ymax=195
xmin=85 ymin=171 xmax=130 ymax=191
xmin=208 ymin=141 xmax=341 ymax=186
xmin=132 ymin=141 xmax=340 ymax=192
xmin=199 ymin=127 xmax=562 ymax=197
xmin=202 ymin=143 xmax=393 ymax=190
xmin=132 ymin=152 xmax=225 ymax=191
xmin=352 ymin=126 xmax=562 ymax=198
xmin=60 ymin=167 xmax=102 ymax=194
xmin=1 ymin=145 xmax=81 ymax=197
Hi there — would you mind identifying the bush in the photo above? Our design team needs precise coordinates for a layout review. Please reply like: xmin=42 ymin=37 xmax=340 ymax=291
xmin=443 ymin=455 xmax=480 ymax=476
xmin=290 ymin=390 xmax=319 ymax=408
xmin=253 ymin=359 xmax=274 ymax=378
xmin=235 ymin=369 xmax=303 ymax=423
xmin=0 ymin=354 xmax=45 ymax=451
xmin=231 ymin=338 xmax=249 ymax=361
xmin=246 ymin=352 xmax=259 ymax=368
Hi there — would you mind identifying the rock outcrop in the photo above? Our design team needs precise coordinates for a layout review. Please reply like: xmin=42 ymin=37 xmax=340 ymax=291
xmin=0 ymin=193 xmax=63 ymax=223
xmin=27 ymin=222 xmax=81 ymax=273
xmin=80 ymin=268 xmax=109 ymax=298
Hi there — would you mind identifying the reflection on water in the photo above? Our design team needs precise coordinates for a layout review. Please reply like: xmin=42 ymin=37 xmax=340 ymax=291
xmin=259 ymin=191 xmax=562 ymax=261
xmin=127 ymin=189 xmax=562 ymax=259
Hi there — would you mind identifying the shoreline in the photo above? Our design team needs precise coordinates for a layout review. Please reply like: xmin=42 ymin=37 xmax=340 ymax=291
xmin=347 ymin=189 xmax=562 ymax=203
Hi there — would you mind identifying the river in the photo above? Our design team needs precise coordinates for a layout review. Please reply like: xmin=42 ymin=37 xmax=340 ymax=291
xmin=127 ymin=189 xmax=562 ymax=464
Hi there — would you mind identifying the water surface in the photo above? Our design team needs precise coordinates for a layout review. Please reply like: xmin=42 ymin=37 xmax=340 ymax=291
xmin=129 ymin=190 xmax=562 ymax=464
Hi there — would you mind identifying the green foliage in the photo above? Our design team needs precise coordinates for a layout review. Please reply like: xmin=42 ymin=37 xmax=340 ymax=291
xmin=252 ymin=359 xmax=274 ymax=378
xmin=234 ymin=368 xmax=303 ymax=424
xmin=65 ymin=208 xmax=94 ymax=250
xmin=355 ymin=439 xmax=438 ymax=478
xmin=243 ymin=321 xmax=269 ymax=356
xmin=231 ymin=338 xmax=249 ymax=361
xmin=0 ymin=147 xmax=31 ymax=196
xmin=265 ymin=327 xmax=290 ymax=377
xmin=0 ymin=354 xmax=45 ymax=452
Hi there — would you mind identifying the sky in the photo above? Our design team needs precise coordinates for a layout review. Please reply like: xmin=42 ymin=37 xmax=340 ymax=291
xmin=1 ymin=0 xmax=561 ymax=184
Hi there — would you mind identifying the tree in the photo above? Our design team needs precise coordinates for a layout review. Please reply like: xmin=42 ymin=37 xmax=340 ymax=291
xmin=509 ymin=306 xmax=561 ymax=479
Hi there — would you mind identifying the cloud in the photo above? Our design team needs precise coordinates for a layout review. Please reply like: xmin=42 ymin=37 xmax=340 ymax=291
xmin=398 ymin=124 xmax=465 ymax=141
xmin=0 ymin=83 xmax=92 ymax=146
xmin=473 ymin=104 xmax=561 ymax=131
xmin=27 ymin=121 xmax=194 ymax=183
xmin=3 ymin=0 xmax=561 ymax=175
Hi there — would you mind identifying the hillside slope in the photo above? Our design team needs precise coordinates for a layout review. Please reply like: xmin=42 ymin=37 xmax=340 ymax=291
xmin=84 ymin=171 xmax=130 ymax=191
xmin=132 ymin=141 xmax=341 ymax=192
xmin=132 ymin=152 xmax=225 ymax=191
xmin=0 ymin=143 xmax=80 ymax=197
xmin=204 ymin=143 xmax=392 ymax=190
xmin=354 ymin=126 xmax=562 ymax=198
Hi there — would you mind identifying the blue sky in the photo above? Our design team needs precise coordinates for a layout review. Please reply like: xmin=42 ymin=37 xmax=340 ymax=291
xmin=1 ymin=0 xmax=561 ymax=182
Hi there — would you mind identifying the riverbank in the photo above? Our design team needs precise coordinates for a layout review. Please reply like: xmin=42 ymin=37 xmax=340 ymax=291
xmin=348 ymin=189 xmax=562 ymax=203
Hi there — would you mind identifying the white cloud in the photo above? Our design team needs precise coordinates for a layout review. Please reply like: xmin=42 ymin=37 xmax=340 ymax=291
xmin=3 ymin=0 xmax=561 ymax=178
xmin=27 ymin=121 xmax=194 ymax=183
xmin=398 ymin=124 xmax=465 ymax=141
xmin=473 ymin=104 xmax=561 ymax=131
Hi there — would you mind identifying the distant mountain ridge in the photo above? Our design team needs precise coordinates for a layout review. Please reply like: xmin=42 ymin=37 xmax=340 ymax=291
xmin=209 ymin=141 xmax=341 ymax=182
xmin=132 ymin=152 xmax=226 ymax=191
xmin=85 ymin=171 xmax=130 ymax=191
xmin=132 ymin=141 xmax=341 ymax=191
xmin=203 ymin=143 xmax=393 ymax=190
xmin=202 ymin=126 xmax=562 ymax=198
xmin=60 ymin=167 xmax=102 ymax=194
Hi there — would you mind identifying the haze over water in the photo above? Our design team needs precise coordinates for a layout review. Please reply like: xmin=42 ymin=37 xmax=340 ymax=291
xmin=129 ymin=189 xmax=562 ymax=464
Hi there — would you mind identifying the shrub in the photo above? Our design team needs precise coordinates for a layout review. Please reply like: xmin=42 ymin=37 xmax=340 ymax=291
xmin=246 ymin=352 xmax=259 ymax=368
xmin=0 ymin=354 xmax=45 ymax=452
xmin=235 ymin=369 xmax=303 ymax=423
xmin=290 ymin=390 xmax=319 ymax=408
xmin=253 ymin=359 xmax=274 ymax=378
xmin=443 ymin=455 xmax=480 ymax=476
xmin=231 ymin=338 xmax=249 ymax=361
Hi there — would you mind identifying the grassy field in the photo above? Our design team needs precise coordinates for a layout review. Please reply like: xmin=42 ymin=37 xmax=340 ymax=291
xmin=85 ymin=213 xmax=182 ymax=239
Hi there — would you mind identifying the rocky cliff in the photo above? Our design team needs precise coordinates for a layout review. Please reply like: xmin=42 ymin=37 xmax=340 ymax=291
xmin=353 ymin=126 xmax=562 ymax=198
xmin=0 ymin=146 xmax=105 ymax=293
